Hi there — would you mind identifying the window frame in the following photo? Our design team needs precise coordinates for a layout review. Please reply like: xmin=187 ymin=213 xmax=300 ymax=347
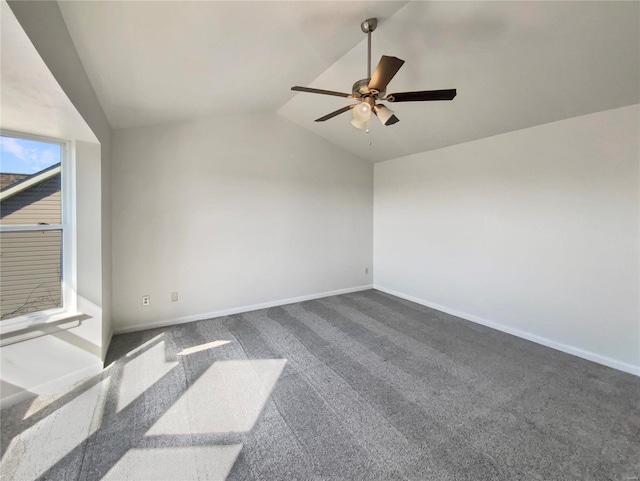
xmin=0 ymin=130 xmax=78 ymax=334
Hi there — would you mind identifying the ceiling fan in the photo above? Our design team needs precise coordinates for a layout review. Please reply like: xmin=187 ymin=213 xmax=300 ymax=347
xmin=291 ymin=18 xmax=457 ymax=131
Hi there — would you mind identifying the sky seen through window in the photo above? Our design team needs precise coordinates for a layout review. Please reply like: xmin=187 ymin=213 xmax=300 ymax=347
xmin=0 ymin=136 xmax=61 ymax=175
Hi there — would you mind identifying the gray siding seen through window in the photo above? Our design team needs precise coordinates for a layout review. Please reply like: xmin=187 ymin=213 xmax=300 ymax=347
xmin=1 ymin=172 xmax=63 ymax=320
xmin=0 ymin=230 xmax=62 ymax=319
xmin=1 ymin=174 xmax=61 ymax=225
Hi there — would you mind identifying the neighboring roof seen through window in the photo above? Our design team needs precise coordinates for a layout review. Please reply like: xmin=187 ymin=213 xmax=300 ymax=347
xmin=0 ymin=136 xmax=61 ymax=190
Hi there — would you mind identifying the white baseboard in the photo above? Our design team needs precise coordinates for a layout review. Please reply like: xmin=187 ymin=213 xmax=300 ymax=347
xmin=113 ymin=285 xmax=374 ymax=335
xmin=373 ymin=285 xmax=640 ymax=377
xmin=1 ymin=361 xmax=103 ymax=410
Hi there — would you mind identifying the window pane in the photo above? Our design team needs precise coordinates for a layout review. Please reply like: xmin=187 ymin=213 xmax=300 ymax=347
xmin=0 ymin=230 xmax=63 ymax=320
xmin=0 ymin=136 xmax=62 ymax=225
xmin=0 ymin=136 xmax=64 ymax=321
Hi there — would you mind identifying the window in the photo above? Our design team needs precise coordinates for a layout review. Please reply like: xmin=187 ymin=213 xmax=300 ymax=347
xmin=0 ymin=132 xmax=74 ymax=328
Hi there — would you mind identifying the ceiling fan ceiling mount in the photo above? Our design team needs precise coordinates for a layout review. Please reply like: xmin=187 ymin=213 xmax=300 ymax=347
xmin=291 ymin=18 xmax=457 ymax=129
xmin=360 ymin=18 xmax=378 ymax=34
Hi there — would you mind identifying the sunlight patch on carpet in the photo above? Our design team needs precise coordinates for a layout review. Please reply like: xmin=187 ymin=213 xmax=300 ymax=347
xmin=101 ymin=445 xmax=242 ymax=481
xmin=146 ymin=358 xmax=286 ymax=435
xmin=0 ymin=378 xmax=110 ymax=480
xmin=178 ymin=340 xmax=231 ymax=356
xmin=117 ymin=340 xmax=177 ymax=412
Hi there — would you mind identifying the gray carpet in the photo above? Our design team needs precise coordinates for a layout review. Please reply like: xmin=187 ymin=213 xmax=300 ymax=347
xmin=2 ymin=289 xmax=639 ymax=480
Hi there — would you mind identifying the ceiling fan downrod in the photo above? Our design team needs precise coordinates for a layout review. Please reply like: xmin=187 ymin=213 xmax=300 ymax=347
xmin=361 ymin=18 xmax=377 ymax=80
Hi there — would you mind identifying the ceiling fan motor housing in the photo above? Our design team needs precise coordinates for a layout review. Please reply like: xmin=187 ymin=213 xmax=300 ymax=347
xmin=352 ymin=78 xmax=384 ymax=98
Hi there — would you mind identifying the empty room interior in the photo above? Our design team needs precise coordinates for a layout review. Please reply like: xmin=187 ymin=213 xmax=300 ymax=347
xmin=0 ymin=1 xmax=639 ymax=480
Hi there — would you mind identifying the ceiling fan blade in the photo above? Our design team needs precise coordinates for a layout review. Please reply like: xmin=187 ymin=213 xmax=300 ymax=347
xmin=291 ymin=86 xmax=352 ymax=98
xmin=387 ymin=89 xmax=457 ymax=102
xmin=368 ymin=56 xmax=405 ymax=93
xmin=315 ymin=105 xmax=356 ymax=122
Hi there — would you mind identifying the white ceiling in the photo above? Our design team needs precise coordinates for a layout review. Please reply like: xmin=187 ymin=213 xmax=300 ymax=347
xmin=57 ymin=1 xmax=639 ymax=162
xmin=0 ymin=1 xmax=97 ymax=143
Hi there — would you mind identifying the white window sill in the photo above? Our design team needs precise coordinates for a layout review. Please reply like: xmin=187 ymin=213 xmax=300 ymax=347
xmin=0 ymin=311 xmax=90 ymax=346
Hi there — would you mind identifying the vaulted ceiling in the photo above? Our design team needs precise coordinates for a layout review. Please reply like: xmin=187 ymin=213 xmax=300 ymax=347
xmin=57 ymin=1 xmax=639 ymax=162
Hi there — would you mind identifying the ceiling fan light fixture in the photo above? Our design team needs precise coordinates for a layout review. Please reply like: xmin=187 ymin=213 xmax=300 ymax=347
xmin=353 ymin=101 xmax=372 ymax=121
xmin=351 ymin=118 xmax=368 ymax=130
xmin=373 ymin=104 xmax=399 ymax=126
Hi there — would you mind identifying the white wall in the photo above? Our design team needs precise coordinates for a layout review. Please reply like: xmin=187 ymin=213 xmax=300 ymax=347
xmin=374 ymin=105 xmax=640 ymax=374
xmin=75 ymin=140 xmax=104 ymax=359
xmin=111 ymin=113 xmax=373 ymax=332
